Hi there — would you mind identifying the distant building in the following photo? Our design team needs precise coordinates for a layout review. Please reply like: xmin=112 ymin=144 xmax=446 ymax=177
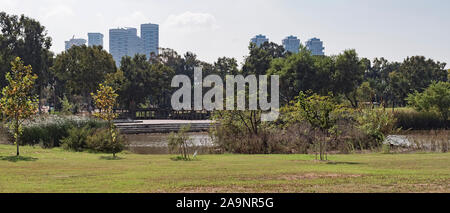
xmin=282 ymin=35 xmax=300 ymax=53
xmin=250 ymin=34 xmax=269 ymax=47
xmin=64 ymin=37 xmax=86 ymax=51
xmin=88 ymin=33 xmax=104 ymax=47
xmin=109 ymin=28 xmax=128 ymax=65
xmin=305 ymin=37 xmax=325 ymax=56
xmin=109 ymin=23 xmax=159 ymax=66
xmin=141 ymin=23 xmax=159 ymax=58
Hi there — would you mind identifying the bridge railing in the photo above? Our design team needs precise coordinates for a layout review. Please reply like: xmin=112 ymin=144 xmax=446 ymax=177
xmin=114 ymin=108 xmax=211 ymax=120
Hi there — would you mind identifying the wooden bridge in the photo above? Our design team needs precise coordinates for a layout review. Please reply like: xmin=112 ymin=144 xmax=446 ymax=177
xmin=115 ymin=108 xmax=211 ymax=120
xmin=115 ymin=120 xmax=214 ymax=134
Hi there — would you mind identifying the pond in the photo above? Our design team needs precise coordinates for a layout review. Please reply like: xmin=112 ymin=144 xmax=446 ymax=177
xmin=125 ymin=132 xmax=214 ymax=154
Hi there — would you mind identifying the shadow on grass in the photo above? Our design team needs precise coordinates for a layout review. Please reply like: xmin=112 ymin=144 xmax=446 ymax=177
xmin=99 ymin=156 xmax=124 ymax=160
xmin=0 ymin=156 xmax=38 ymax=162
xmin=326 ymin=161 xmax=363 ymax=165
xmin=170 ymin=156 xmax=200 ymax=161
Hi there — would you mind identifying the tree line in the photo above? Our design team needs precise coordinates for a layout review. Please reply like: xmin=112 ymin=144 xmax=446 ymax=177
xmin=1 ymin=12 xmax=448 ymax=117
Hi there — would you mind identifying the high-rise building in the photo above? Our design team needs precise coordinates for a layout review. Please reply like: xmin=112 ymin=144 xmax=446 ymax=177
xmin=109 ymin=28 xmax=129 ymax=65
xmin=109 ymin=23 xmax=159 ymax=65
xmin=305 ymin=38 xmax=325 ymax=56
xmin=141 ymin=23 xmax=159 ymax=58
xmin=64 ymin=37 xmax=86 ymax=51
xmin=250 ymin=34 xmax=269 ymax=47
xmin=282 ymin=35 xmax=300 ymax=53
xmin=88 ymin=33 xmax=104 ymax=47
xmin=125 ymin=27 xmax=142 ymax=56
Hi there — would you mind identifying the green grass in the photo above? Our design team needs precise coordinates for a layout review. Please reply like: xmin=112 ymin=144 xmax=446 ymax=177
xmin=0 ymin=144 xmax=449 ymax=193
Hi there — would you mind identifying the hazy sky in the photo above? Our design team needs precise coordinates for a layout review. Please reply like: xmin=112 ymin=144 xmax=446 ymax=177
xmin=2 ymin=0 xmax=450 ymax=67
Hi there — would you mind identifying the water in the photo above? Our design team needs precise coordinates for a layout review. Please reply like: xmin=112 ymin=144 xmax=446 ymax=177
xmin=125 ymin=132 xmax=214 ymax=154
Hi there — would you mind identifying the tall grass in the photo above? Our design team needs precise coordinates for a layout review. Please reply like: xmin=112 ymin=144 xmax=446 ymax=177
xmin=13 ymin=115 xmax=107 ymax=148
xmin=394 ymin=109 xmax=449 ymax=130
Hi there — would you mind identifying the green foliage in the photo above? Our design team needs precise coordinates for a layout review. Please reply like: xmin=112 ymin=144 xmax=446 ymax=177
xmin=118 ymin=55 xmax=175 ymax=116
xmin=60 ymin=126 xmax=93 ymax=151
xmin=242 ymin=42 xmax=285 ymax=76
xmin=0 ymin=57 xmax=39 ymax=156
xmin=394 ymin=109 xmax=449 ymax=130
xmin=267 ymin=47 xmax=333 ymax=103
xmin=356 ymin=107 xmax=398 ymax=145
xmin=60 ymin=95 xmax=74 ymax=115
xmin=51 ymin=45 xmax=116 ymax=112
xmin=406 ymin=81 xmax=450 ymax=121
xmin=293 ymin=92 xmax=342 ymax=160
xmin=0 ymin=12 xmax=53 ymax=103
xmin=86 ymin=128 xmax=126 ymax=156
xmin=19 ymin=115 xmax=107 ymax=148
xmin=333 ymin=49 xmax=365 ymax=108
xmin=168 ymin=125 xmax=192 ymax=160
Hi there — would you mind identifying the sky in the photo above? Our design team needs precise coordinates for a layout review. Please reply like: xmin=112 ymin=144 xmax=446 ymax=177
xmin=2 ymin=0 xmax=450 ymax=67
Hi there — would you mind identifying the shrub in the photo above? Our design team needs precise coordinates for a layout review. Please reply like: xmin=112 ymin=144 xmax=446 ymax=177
xmin=356 ymin=107 xmax=398 ymax=146
xmin=168 ymin=125 xmax=192 ymax=160
xmin=60 ymin=126 xmax=93 ymax=151
xmin=406 ymin=81 xmax=450 ymax=121
xmin=17 ymin=115 xmax=107 ymax=148
xmin=86 ymin=128 xmax=126 ymax=156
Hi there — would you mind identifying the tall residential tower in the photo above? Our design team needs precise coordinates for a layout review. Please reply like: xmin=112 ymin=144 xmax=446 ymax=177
xmin=282 ymin=35 xmax=300 ymax=53
xmin=305 ymin=38 xmax=325 ymax=56
xmin=250 ymin=34 xmax=269 ymax=47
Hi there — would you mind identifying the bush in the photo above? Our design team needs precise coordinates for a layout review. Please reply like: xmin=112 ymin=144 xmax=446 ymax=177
xmin=356 ymin=107 xmax=398 ymax=146
xmin=86 ymin=128 xmax=126 ymax=156
xmin=60 ymin=126 xmax=93 ymax=151
xmin=17 ymin=115 xmax=107 ymax=148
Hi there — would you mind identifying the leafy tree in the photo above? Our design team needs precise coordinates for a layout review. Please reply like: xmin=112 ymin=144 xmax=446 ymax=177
xmin=213 ymin=57 xmax=239 ymax=78
xmin=333 ymin=49 xmax=365 ymax=107
xmin=268 ymin=47 xmax=333 ymax=103
xmin=399 ymin=56 xmax=447 ymax=93
xmin=0 ymin=57 xmax=38 ymax=156
xmin=91 ymin=83 xmax=122 ymax=158
xmin=406 ymin=81 xmax=450 ymax=121
xmin=242 ymin=42 xmax=285 ymax=76
xmin=0 ymin=12 xmax=53 ymax=112
xmin=294 ymin=92 xmax=341 ymax=160
xmin=52 ymin=45 xmax=116 ymax=112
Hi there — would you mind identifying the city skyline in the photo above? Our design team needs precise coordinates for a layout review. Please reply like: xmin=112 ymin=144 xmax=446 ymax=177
xmin=2 ymin=0 xmax=449 ymax=67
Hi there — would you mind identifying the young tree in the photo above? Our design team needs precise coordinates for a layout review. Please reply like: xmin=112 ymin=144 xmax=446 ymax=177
xmin=91 ymin=83 xmax=122 ymax=158
xmin=0 ymin=57 xmax=39 ymax=156
xmin=294 ymin=91 xmax=341 ymax=160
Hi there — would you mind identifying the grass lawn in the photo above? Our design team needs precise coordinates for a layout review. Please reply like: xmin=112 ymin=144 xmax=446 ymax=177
xmin=0 ymin=144 xmax=449 ymax=193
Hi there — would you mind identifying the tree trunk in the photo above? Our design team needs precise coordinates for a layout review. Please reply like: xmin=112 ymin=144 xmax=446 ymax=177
xmin=15 ymin=121 xmax=19 ymax=156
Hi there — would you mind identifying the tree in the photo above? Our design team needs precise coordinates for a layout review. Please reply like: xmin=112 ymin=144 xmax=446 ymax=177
xmin=242 ymin=42 xmax=285 ymax=76
xmin=52 ymin=45 xmax=116 ymax=112
xmin=294 ymin=92 xmax=341 ymax=160
xmin=406 ymin=81 xmax=450 ymax=121
xmin=168 ymin=125 xmax=192 ymax=160
xmin=399 ymin=56 xmax=447 ymax=93
xmin=333 ymin=49 xmax=365 ymax=108
xmin=267 ymin=47 xmax=333 ymax=103
xmin=0 ymin=12 xmax=53 ymax=112
xmin=0 ymin=57 xmax=38 ymax=156
xmin=91 ymin=83 xmax=123 ymax=158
